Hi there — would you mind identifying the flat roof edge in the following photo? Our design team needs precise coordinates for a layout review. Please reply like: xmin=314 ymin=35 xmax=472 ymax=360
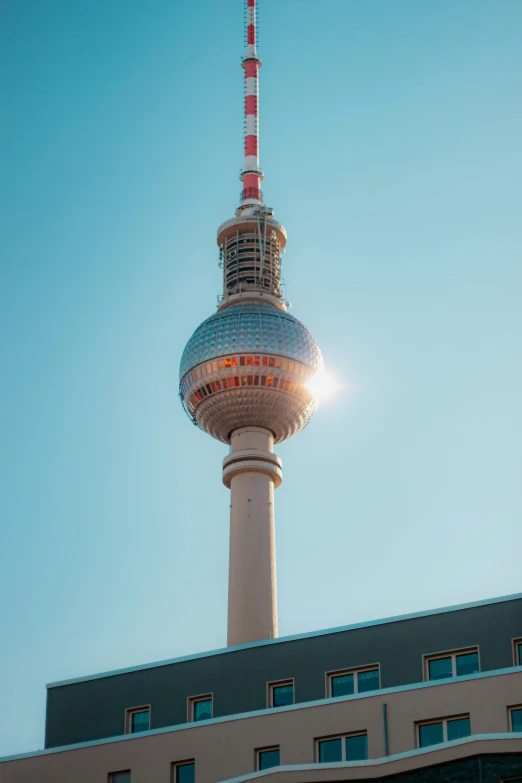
xmin=3 ymin=718 xmax=522 ymax=766
xmin=45 ymin=591 xmax=522 ymax=689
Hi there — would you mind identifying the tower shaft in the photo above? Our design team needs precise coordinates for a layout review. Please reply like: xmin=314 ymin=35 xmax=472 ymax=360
xmin=223 ymin=426 xmax=282 ymax=646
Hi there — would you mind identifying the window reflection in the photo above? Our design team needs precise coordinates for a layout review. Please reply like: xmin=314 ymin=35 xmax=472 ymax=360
xmin=331 ymin=673 xmax=354 ymax=697
xmin=446 ymin=717 xmax=470 ymax=741
xmin=345 ymin=734 xmax=368 ymax=761
xmin=429 ymin=657 xmax=453 ymax=680
xmin=175 ymin=763 xmax=195 ymax=783
xmin=418 ymin=715 xmax=471 ymax=747
xmin=258 ymin=748 xmax=280 ymax=770
xmin=318 ymin=737 xmax=342 ymax=762
xmin=419 ymin=721 xmax=444 ymax=747
xmin=110 ymin=773 xmax=131 ymax=783
xmin=357 ymin=669 xmax=380 ymax=692
xmin=183 ymin=353 xmax=316 ymax=412
xmin=427 ymin=649 xmax=479 ymax=681
xmin=191 ymin=696 xmax=212 ymax=722
xmin=271 ymin=682 xmax=294 ymax=707
xmin=127 ymin=708 xmax=150 ymax=734
xmin=455 ymin=652 xmax=479 ymax=676
xmin=511 ymin=707 xmax=522 ymax=732
xmin=317 ymin=734 xmax=368 ymax=763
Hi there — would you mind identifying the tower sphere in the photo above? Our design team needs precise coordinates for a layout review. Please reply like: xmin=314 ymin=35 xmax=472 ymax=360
xmin=179 ymin=300 xmax=323 ymax=444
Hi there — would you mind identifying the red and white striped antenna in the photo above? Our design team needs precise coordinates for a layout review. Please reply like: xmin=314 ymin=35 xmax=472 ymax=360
xmin=217 ymin=0 xmax=288 ymax=308
xmin=239 ymin=0 xmax=263 ymax=210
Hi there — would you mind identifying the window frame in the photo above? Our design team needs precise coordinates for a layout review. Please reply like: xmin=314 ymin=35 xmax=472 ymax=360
xmin=513 ymin=638 xmax=522 ymax=666
xmin=187 ymin=693 xmax=213 ymax=723
xmin=124 ymin=705 xmax=151 ymax=735
xmin=423 ymin=646 xmax=480 ymax=681
xmin=325 ymin=664 xmax=381 ymax=698
xmin=171 ymin=760 xmax=195 ymax=783
xmin=108 ymin=772 xmax=131 ymax=783
xmin=416 ymin=714 xmax=471 ymax=747
xmin=255 ymin=746 xmax=281 ymax=771
xmin=267 ymin=678 xmax=295 ymax=708
xmin=315 ymin=731 xmax=368 ymax=763
xmin=508 ymin=705 xmax=522 ymax=732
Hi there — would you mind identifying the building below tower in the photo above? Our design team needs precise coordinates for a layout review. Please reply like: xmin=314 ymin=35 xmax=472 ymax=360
xmin=1 ymin=592 xmax=521 ymax=782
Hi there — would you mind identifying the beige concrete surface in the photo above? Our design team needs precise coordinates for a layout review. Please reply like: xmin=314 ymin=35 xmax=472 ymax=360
xmin=226 ymin=427 xmax=279 ymax=647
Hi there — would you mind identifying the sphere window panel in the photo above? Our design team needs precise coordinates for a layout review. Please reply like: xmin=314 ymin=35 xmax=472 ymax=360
xmin=180 ymin=303 xmax=322 ymax=379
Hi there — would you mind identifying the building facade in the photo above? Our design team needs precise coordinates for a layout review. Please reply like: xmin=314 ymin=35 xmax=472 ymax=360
xmin=1 ymin=593 xmax=521 ymax=782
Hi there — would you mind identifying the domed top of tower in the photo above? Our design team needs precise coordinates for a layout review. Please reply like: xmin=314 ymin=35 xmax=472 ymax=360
xmin=179 ymin=301 xmax=323 ymax=443
xmin=180 ymin=301 xmax=322 ymax=378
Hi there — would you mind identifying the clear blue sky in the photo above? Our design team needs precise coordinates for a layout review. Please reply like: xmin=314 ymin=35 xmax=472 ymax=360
xmin=1 ymin=0 xmax=521 ymax=758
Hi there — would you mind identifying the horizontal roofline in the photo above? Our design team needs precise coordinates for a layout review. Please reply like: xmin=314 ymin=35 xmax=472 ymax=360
xmin=3 ymin=667 xmax=522 ymax=763
xmin=46 ymin=591 xmax=522 ymax=689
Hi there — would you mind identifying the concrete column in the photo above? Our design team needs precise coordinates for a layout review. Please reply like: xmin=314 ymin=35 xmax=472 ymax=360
xmin=223 ymin=426 xmax=282 ymax=647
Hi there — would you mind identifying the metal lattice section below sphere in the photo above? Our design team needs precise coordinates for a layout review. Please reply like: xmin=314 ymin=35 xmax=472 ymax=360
xmin=179 ymin=301 xmax=323 ymax=443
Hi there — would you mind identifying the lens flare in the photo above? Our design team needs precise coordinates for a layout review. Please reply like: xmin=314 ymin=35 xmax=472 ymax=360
xmin=305 ymin=368 xmax=339 ymax=402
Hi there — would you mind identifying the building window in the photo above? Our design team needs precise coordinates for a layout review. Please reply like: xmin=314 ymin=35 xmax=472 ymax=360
xmin=514 ymin=639 xmax=522 ymax=666
xmin=417 ymin=715 xmax=471 ymax=747
xmin=509 ymin=706 xmax=522 ymax=732
xmin=172 ymin=761 xmax=195 ymax=783
xmin=125 ymin=706 xmax=150 ymax=734
xmin=110 ymin=773 xmax=131 ymax=783
xmin=327 ymin=666 xmax=380 ymax=697
xmin=268 ymin=680 xmax=294 ymax=708
xmin=188 ymin=694 xmax=212 ymax=722
xmin=317 ymin=733 xmax=368 ymax=763
xmin=424 ymin=648 xmax=479 ymax=681
xmin=256 ymin=747 xmax=280 ymax=770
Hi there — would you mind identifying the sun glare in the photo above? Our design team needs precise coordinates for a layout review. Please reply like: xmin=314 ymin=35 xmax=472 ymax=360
xmin=305 ymin=368 xmax=339 ymax=402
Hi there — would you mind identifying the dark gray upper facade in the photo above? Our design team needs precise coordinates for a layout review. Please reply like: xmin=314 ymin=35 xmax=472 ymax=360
xmin=45 ymin=593 xmax=522 ymax=749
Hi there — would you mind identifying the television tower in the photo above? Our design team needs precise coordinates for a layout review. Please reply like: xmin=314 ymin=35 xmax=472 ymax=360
xmin=179 ymin=0 xmax=323 ymax=647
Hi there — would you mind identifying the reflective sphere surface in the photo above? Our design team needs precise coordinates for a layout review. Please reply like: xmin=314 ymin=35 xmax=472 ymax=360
xmin=179 ymin=301 xmax=323 ymax=443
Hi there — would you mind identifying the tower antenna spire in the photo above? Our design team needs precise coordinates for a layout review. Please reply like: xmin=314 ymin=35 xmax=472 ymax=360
xmin=240 ymin=0 xmax=263 ymax=209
